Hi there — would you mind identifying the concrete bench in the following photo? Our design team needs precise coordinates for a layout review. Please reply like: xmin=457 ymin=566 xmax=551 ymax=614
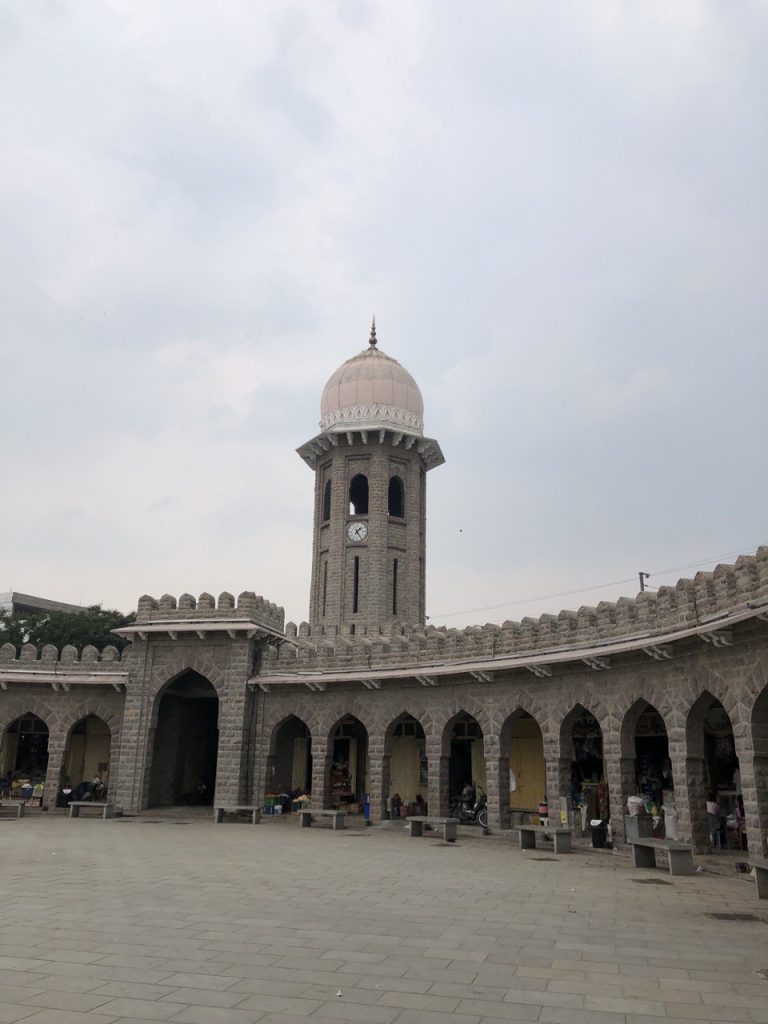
xmin=749 ymin=858 xmax=768 ymax=899
xmin=0 ymin=800 xmax=27 ymax=819
xmin=518 ymin=824 xmax=573 ymax=854
xmin=298 ymin=808 xmax=345 ymax=830
xmin=408 ymin=816 xmax=458 ymax=843
xmin=69 ymin=801 xmax=115 ymax=820
xmin=631 ymin=837 xmax=694 ymax=876
xmin=214 ymin=805 xmax=261 ymax=825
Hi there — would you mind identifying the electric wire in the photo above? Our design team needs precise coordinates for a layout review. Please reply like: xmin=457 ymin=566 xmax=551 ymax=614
xmin=429 ymin=543 xmax=762 ymax=621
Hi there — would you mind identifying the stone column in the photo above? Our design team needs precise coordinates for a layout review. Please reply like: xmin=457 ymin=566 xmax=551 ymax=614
xmin=484 ymin=736 xmax=501 ymax=831
xmin=683 ymin=756 xmax=710 ymax=850
xmin=495 ymin=753 xmax=511 ymax=831
xmin=607 ymin=755 xmax=637 ymax=843
xmin=312 ymin=749 xmax=332 ymax=809
xmin=428 ymin=751 xmax=449 ymax=816
xmin=366 ymin=734 xmax=387 ymax=824
xmin=732 ymin=709 xmax=765 ymax=858
xmin=42 ymin=726 xmax=68 ymax=812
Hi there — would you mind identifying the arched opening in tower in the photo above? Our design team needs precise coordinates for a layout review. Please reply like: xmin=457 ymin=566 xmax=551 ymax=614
xmin=349 ymin=474 xmax=369 ymax=515
xmin=322 ymin=479 xmax=332 ymax=521
xmin=388 ymin=475 xmax=404 ymax=518
xmin=149 ymin=670 xmax=219 ymax=807
xmin=447 ymin=712 xmax=485 ymax=804
xmin=1 ymin=713 xmax=49 ymax=804
xmin=330 ymin=715 xmax=368 ymax=812
xmin=60 ymin=715 xmax=112 ymax=804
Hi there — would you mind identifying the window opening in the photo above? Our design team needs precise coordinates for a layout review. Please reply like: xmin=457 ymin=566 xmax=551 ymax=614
xmin=353 ymin=556 xmax=360 ymax=613
xmin=392 ymin=558 xmax=398 ymax=616
xmin=349 ymin=474 xmax=369 ymax=515
xmin=322 ymin=562 xmax=328 ymax=617
xmin=388 ymin=475 xmax=404 ymax=517
xmin=322 ymin=479 xmax=332 ymax=521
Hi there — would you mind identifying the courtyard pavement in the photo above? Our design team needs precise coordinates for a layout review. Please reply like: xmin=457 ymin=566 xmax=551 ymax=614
xmin=0 ymin=813 xmax=766 ymax=1024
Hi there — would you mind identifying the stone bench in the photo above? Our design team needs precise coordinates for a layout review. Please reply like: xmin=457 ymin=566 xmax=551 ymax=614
xmin=68 ymin=801 xmax=115 ymax=820
xmin=0 ymin=800 xmax=27 ymax=819
xmin=518 ymin=824 xmax=573 ymax=854
xmin=631 ymin=837 xmax=694 ymax=876
xmin=214 ymin=805 xmax=261 ymax=825
xmin=298 ymin=808 xmax=345 ymax=830
xmin=408 ymin=816 xmax=458 ymax=843
xmin=749 ymin=858 xmax=768 ymax=899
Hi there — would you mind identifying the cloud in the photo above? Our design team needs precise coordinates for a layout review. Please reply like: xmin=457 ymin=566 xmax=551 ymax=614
xmin=2 ymin=1 xmax=767 ymax=626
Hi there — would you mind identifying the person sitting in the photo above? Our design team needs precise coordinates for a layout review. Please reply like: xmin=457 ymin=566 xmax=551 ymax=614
xmin=707 ymin=791 xmax=724 ymax=849
xmin=413 ymin=794 xmax=427 ymax=816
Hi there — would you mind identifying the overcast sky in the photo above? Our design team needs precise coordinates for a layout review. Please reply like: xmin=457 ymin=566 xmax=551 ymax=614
xmin=1 ymin=1 xmax=767 ymax=629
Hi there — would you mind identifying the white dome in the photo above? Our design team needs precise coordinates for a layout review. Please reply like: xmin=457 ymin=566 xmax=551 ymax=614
xmin=319 ymin=328 xmax=424 ymax=435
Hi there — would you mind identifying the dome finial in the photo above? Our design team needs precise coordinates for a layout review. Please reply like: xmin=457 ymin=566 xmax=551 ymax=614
xmin=369 ymin=315 xmax=377 ymax=348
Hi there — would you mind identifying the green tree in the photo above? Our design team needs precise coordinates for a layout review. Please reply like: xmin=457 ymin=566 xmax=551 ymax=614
xmin=0 ymin=605 xmax=135 ymax=653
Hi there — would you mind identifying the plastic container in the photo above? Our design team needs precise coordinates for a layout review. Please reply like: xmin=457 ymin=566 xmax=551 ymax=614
xmin=590 ymin=819 xmax=608 ymax=848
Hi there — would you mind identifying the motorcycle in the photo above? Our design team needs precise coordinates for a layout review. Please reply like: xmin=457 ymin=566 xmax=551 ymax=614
xmin=450 ymin=793 xmax=488 ymax=828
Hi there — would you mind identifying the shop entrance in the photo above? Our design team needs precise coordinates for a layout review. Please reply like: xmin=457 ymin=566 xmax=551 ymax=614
xmin=447 ymin=712 xmax=485 ymax=803
xmin=386 ymin=713 xmax=427 ymax=810
xmin=1 ymin=714 xmax=49 ymax=801
xmin=149 ymin=671 xmax=219 ymax=807
xmin=330 ymin=716 xmax=368 ymax=812
xmin=628 ymin=701 xmax=674 ymax=837
xmin=501 ymin=711 xmax=545 ymax=819
xmin=61 ymin=715 xmax=112 ymax=800
xmin=271 ymin=715 xmax=312 ymax=795
xmin=563 ymin=706 xmax=608 ymax=824
xmin=687 ymin=693 xmax=742 ymax=849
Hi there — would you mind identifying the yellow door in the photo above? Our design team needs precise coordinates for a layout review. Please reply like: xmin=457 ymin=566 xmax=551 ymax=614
xmin=509 ymin=729 xmax=545 ymax=809
xmin=390 ymin=735 xmax=420 ymax=801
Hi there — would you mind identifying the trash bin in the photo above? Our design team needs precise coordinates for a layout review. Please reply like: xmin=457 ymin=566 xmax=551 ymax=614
xmin=590 ymin=819 xmax=608 ymax=848
xmin=363 ymin=794 xmax=370 ymax=820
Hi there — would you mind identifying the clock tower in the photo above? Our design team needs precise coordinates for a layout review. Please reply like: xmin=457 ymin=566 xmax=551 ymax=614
xmin=298 ymin=320 xmax=444 ymax=631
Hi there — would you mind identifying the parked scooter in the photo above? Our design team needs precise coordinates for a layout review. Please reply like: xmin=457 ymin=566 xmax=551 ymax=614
xmin=450 ymin=792 xmax=488 ymax=828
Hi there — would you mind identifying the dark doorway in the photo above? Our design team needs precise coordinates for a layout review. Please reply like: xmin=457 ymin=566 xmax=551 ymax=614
xmin=447 ymin=713 xmax=484 ymax=802
xmin=2 ymin=714 xmax=49 ymax=786
xmin=271 ymin=716 xmax=312 ymax=795
xmin=149 ymin=671 xmax=219 ymax=806
xmin=330 ymin=716 xmax=368 ymax=811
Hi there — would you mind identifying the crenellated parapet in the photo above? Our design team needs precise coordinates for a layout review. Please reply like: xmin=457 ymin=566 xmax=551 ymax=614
xmin=0 ymin=642 xmax=124 ymax=667
xmin=260 ymin=547 xmax=768 ymax=675
xmin=134 ymin=591 xmax=284 ymax=633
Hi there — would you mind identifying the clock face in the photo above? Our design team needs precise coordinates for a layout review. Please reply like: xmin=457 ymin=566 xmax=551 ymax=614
xmin=346 ymin=520 xmax=368 ymax=543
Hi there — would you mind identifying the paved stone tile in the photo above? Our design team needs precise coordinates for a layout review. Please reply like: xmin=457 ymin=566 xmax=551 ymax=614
xmin=167 ymin=1010 xmax=262 ymax=1024
xmin=0 ymin=1006 xmax=38 ymax=1023
xmin=20 ymin=993 xmax=114 ymax=1013
xmin=14 ymin=1012 xmax=120 ymax=1024
xmin=3 ymin=819 xmax=768 ymax=1024
xmin=89 ymin=998 xmax=183 ymax=1020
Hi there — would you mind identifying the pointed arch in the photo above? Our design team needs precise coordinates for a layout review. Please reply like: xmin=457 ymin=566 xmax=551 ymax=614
xmin=383 ymin=711 xmax=427 ymax=811
xmin=327 ymin=714 xmax=369 ymax=812
xmin=60 ymin=714 xmax=112 ymax=800
xmin=560 ymin=703 xmax=608 ymax=823
xmin=499 ymin=708 xmax=546 ymax=818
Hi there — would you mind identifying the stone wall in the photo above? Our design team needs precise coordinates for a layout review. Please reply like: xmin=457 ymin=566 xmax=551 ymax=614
xmin=263 ymin=547 xmax=768 ymax=674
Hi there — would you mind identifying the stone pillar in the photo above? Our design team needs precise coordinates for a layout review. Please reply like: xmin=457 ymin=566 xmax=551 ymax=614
xmin=114 ymin=647 xmax=153 ymax=815
xmin=375 ymin=752 xmax=391 ymax=822
xmin=484 ymin=736 xmax=501 ymax=831
xmin=607 ymin=755 xmax=637 ymax=843
xmin=215 ymin=691 xmax=249 ymax=806
xmin=733 ymin=710 xmax=765 ymax=858
xmin=683 ymin=756 xmax=710 ymax=850
xmin=42 ymin=727 xmax=68 ymax=812
xmin=428 ymin=751 xmax=449 ymax=816
xmin=312 ymin=750 xmax=332 ymax=809
xmin=495 ymin=753 xmax=511 ymax=831
xmin=367 ymin=740 xmax=387 ymax=825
